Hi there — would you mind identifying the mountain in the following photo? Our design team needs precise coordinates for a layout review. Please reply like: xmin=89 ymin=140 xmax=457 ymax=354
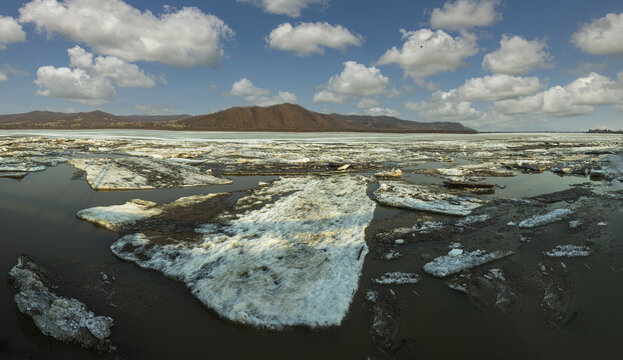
xmin=0 ymin=104 xmax=477 ymax=133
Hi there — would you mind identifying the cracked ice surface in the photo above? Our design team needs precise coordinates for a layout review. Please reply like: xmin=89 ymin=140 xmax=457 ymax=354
xmin=374 ymin=182 xmax=483 ymax=216
xmin=85 ymin=176 xmax=375 ymax=329
xmin=423 ymin=250 xmax=513 ymax=278
xmin=518 ymin=208 xmax=573 ymax=228
xmin=69 ymin=157 xmax=232 ymax=190
xmin=8 ymin=256 xmax=114 ymax=353
xmin=544 ymin=245 xmax=591 ymax=258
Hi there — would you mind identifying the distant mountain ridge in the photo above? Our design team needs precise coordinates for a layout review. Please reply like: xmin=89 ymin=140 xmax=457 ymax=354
xmin=0 ymin=103 xmax=476 ymax=133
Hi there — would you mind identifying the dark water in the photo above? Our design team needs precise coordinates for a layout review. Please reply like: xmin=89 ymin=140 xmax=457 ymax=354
xmin=1 ymin=165 xmax=623 ymax=359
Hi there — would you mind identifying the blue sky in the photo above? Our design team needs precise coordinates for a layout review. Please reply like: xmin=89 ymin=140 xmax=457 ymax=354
xmin=0 ymin=0 xmax=622 ymax=131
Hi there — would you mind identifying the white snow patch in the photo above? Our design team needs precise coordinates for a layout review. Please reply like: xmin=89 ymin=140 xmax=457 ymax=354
xmin=423 ymin=250 xmax=513 ymax=278
xmin=374 ymin=182 xmax=483 ymax=216
xmin=518 ymin=208 xmax=573 ymax=228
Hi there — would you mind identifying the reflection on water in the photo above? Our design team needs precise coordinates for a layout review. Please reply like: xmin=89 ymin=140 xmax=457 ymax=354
xmin=1 ymin=160 xmax=623 ymax=359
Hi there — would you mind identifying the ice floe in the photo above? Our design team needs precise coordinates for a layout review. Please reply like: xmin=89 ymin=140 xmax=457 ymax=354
xmin=423 ymin=249 xmax=513 ymax=278
xmin=69 ymin=157 xmax=232 ymax=190
xmin=373 ymin=272 xmax=420 ymax=285
xmin=81 ymin=176 xmax=376 ymax=329
xmin=8 ymin=256 xmax=114 ymax=353
xmin=77 ymin=199 xmax=162 ymax=231
xmin=456 ymin=214 xmax=491 ymax=227
xmin=544 ymin=245 xmax=591 ymax=258
xmin=518 ymin=208 xmax=573 ymax=228
xmin=373 ymin=182 xmax=483 ymax=216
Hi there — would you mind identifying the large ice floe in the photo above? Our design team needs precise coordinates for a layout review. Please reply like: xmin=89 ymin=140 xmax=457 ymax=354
xmin=8 ymin=256 xmax=114 ymax=353
xmin=373 ymin=182 xmax=483 ymax=216
xmin=423 ymin=249 xmax=513 ymax=278
xmin=78 ymin=176 xmax=376 ymax=329
xmin=518 ymin=208 xmax=573 ymax=228
xmin=68 ymin=157 xmax=231 ymax=190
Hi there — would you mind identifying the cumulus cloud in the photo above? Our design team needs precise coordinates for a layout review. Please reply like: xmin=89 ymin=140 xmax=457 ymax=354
xmin=19 ymin=0 xmax=234 ymax=67
xmin=495 ymin=72 xmax=623 ymax=117
xmin=482 ymin=35 xmax=553 ymax=75
xmin=430 ymin=0 xmax=501 ymax=31
xmin=266 ymin=22 xmax=362 ymax=56
xmin=571 ymin=12 xmax=623 ymax=55
xmin=457 ymin=74 xmax=542 ymax=102
xmin=406 ymin=90 xmax=483 ymax=121
xmin=313 ymin=61 xmax=389 ymax=103
xmin=0 ymin=15 xmax=27 ymax=49
xmin=34 ymin=46 xmax=158 ymax=105
xmin=237 ymin=0 xmax=327 ymax=17
xmin=355 ymin=98 xmax=380 ymax=109
xmin=227 ymin=78 xmax=297 ymax=106
xmin=377 ymin=29 xmax=478 ymax=81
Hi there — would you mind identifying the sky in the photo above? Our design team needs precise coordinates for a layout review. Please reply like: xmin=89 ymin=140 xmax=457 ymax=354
xmin=0 ymin=0 xmax=622 ymax=131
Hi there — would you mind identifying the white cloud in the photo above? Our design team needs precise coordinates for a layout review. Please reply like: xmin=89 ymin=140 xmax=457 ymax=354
xmin=406 ymin=89 xmax=483 ymax=121
xmin=134 ymin=104 xmax=173 ymax=115
xmin=19 ymin=0 xmax=234 ymax=67
xmin=377 ymin=29 xmax=478 ymax=81
xmin=266 ymin=22 xmax=362 ymax=56
xmin=355 ymin=98 xmax=380 ymax=109
xmin=364 ymin=107 xmax=400 ymax=117
xmin=565 ymin=72 xmax=623 ymax=105
xmin=482 ymin=35 xmax=553 ymax=75
xmin=237 ymin=0 xmax=326 ymax=17
xmin=495 ymin=86 xmax=594 ymax=117
xmin=0 ymin=15 xmax=26 ymax=49
xmin=571 ymin=12 xmax=623 ymax=55
xmin=430 ymin=0 xmax=501 ymax=31
xmin=313 ymin=61 xmax=389 ymax=103
xmin=227 ymin=78 xmax=297 ymax=106
xmin=0 ymin=63 xmax=29 ymax=82
xmin=228 ymin=78 xmax=271 ymax=97
xmin=495 ymin=72 xmax=623 ymax=117
xmin=34 ymin=46 xmax=158 ymax=105
xmin=457 ymin=74 xmax=542 ymax=102
xmin=35 ymin=66 xmax=116 ymax=106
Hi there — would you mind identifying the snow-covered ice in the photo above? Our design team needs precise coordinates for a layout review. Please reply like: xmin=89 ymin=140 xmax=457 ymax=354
xmin=423 ymin=250 xmax=513 ymax=278
xmin=69 ymin=157 xmax=232 ymax=190
xmin=77 ymin=199 xmax=162 ymax=231
xmin=374 ymin=182 xmax=483 ymax=216
xmin=518 ymin=208 xmax=573 ymax=228
xmin=82 ymin=176 xmax=376 ymax=329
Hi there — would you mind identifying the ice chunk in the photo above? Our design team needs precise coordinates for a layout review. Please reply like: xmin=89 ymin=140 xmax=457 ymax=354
xmin=544 ymin=245 xmax=591 ymax=258
xmin=448 ymin=249 xmax=463 ymax=257
xmin=569 ymin=220 xmax=582 ymax=229
xmin=374 ymin=182 xmax=483 ymax=216
xmin=96 ymin=176 xmax=376 ymax=329
xmin=8 ymin=256 xmax=114 ymax=353
xmin=423 ymin=250 xmax=513 ymax=278
xmin=374 ymin=168 xmax=402 ymax=178
xmin=77 ymin=199 xmax=161 ymax=231
xmin=394 ymin=239 xmax=404 ymax=245
xmin=456 ymin=214 xmax=490 ymax=227
xmin=373 ymin=272 xmax=420 ymax=285
xmin=518 ymin=208 xmax=573 ymax=228
xmin=383 ymin=250 xmax=403 ymax=260
xmin=69 ymin=157 xmax=231 ymax=190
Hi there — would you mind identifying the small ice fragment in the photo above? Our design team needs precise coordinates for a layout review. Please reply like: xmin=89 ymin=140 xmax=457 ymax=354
xmin=544 ymin=245 xmax=591 ymax=258
xmin=373 ymin=272 xmax=420 ymax=285
xmin=597 ymin=222 xmax=607 ymax=226
xmin=449 ymin=242 xmax=462 ymax=249
xmin=395 ymin=239 xmax=405 ymax=245
xmin=569 ymin=220 xmax=582 ymax=229
xmin=448 ymin=249 xmax=463 ymax=257
xmin=337 ymin=164 xmax=350 ymax=171
xmin=518 ymin=208 xmax=573 ymax=228
xmin=384 ymin=250 xmax=403 ymax=260
xmin=506 ymin=221 xmax=516 ymax=226
xmin=389 ymin=289 xmax=395 ymax=296
xmin=423 ymin=250 xmax=513 ymax=278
